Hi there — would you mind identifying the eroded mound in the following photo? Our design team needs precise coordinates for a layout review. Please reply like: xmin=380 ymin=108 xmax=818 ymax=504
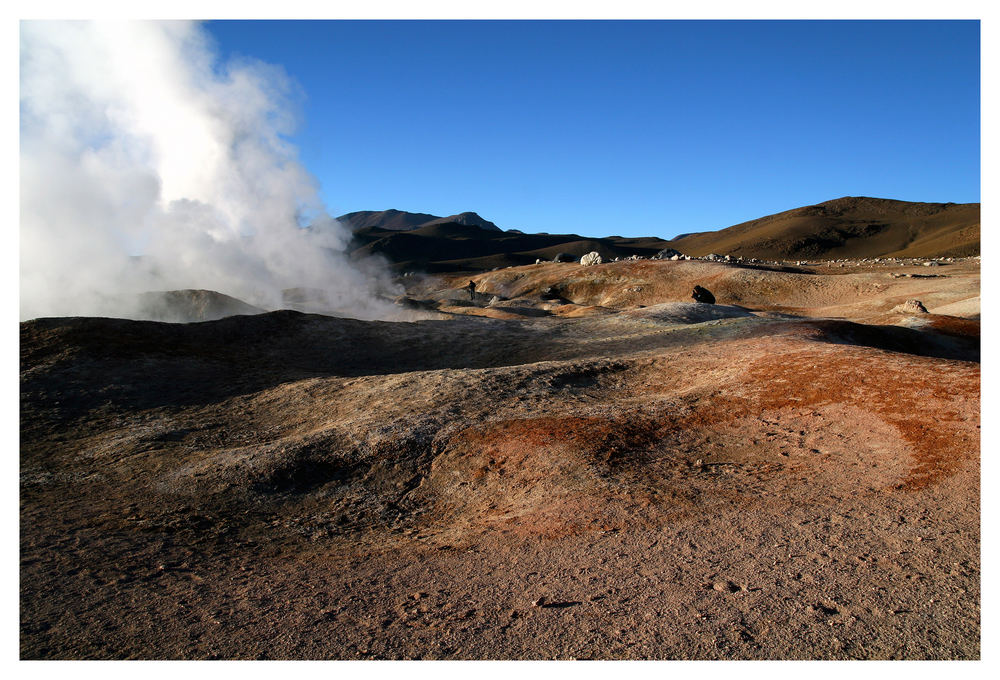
xmin=136 ymin=289 xmax=266 ymax=322
xmin=622 ymin=302 xmax=754 ymax=324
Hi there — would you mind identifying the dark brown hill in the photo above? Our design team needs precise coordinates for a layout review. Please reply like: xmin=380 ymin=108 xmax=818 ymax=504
xmin=667 ymin=197 xmax=979 ymax=259
xmin=350 ymin=221 xmax=671 ymax=273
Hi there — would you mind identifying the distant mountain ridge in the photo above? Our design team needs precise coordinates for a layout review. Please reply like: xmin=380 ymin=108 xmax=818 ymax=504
xmin=338 ymin=209 xmax=501 ymax=232
xmin=342 ymin=197 xmax=979 ymax=273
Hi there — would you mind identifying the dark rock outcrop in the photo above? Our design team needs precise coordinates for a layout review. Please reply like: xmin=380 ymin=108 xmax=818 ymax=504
xmin=691 ymin=286 xmax=716 ymax=304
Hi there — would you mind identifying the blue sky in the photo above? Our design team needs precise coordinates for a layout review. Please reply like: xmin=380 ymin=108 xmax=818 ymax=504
xmin=205 ymin=20 xmax=980 ymax=239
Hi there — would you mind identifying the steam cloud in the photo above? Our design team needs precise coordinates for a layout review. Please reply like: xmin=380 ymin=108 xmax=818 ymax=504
xmin=20 ymin=21 xmax=411 ymax=322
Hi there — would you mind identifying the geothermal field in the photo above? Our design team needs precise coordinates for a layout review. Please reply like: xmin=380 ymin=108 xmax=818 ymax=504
xmin=20 ymin=252 xmax=980 ymax=659
xmin=19 ymin=20 xmax=981 ymax=661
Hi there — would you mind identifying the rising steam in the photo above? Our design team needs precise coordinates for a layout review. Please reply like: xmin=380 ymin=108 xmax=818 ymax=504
xmin=20 ymin=21 xmax=412 ymax=322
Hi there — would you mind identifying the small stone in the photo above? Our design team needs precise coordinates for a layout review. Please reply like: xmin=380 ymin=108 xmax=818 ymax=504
xmin=532 ymin=596 xmax=547 ymax=607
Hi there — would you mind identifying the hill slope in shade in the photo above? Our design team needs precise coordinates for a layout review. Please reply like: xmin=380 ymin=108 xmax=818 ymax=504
xmin=349 ymin=223 xmax=672 ymax=273
xmin=667 ymin=197 xmax=980 ymax=260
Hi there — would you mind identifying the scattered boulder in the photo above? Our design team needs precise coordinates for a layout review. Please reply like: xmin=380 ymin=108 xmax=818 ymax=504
xmin=704 ymin=253 xmax=721 ymax=261
xmin=552 ymin=253 xmax=575 ymax=263
xmin=893 ymin=299 xmax=929 ymax=314
xmin=656 ymin=248 xmax=683 ymax=259
xmin=580 ymin=251 xmax=603 ymax=266
xmin=691 ymin=285 xmax=716 ymax=304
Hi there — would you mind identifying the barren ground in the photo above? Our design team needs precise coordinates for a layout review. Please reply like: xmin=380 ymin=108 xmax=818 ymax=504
xmin=20 ymin=258 xmax=980 ymax=659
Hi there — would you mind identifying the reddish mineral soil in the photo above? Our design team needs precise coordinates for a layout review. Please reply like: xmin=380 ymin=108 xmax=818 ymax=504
xmin=20 ymin=258 xmax=980 ymax=659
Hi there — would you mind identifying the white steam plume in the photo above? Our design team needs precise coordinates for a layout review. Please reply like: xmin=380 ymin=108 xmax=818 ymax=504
xmin=20 ymin=21 xmax=412 ymax=322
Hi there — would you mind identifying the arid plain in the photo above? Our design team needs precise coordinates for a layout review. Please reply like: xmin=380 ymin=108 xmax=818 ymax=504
xmin=21 ymin=253 xmax=979 ymax=659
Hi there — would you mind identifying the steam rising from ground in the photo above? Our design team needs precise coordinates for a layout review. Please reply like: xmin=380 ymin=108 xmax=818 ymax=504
xmin=20 ymin=21 xmax=413 ymax=322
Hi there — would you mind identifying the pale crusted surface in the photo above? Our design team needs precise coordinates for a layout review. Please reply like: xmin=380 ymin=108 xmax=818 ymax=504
xmin=20 ymin=259 xmax=979 ymax=659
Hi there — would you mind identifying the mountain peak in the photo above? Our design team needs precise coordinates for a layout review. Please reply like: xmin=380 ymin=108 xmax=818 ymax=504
xmin=419 ymin=212 xmax=500 ymax=231
xmin=338 ymin=209 xmax=501 ymax=232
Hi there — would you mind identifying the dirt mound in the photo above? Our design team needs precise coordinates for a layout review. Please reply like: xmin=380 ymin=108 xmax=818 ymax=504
xmin=931 ymin=296 xmax=980 ymax=318
xmin=135 ymin=289 xmax=265 ymax=322
xmin=789 ymin=318 xmax=979 ymax=362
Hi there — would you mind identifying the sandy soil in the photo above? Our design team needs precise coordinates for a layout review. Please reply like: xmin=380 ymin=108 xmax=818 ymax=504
xmin=20 ymin=258 xmax=980 ymax=659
